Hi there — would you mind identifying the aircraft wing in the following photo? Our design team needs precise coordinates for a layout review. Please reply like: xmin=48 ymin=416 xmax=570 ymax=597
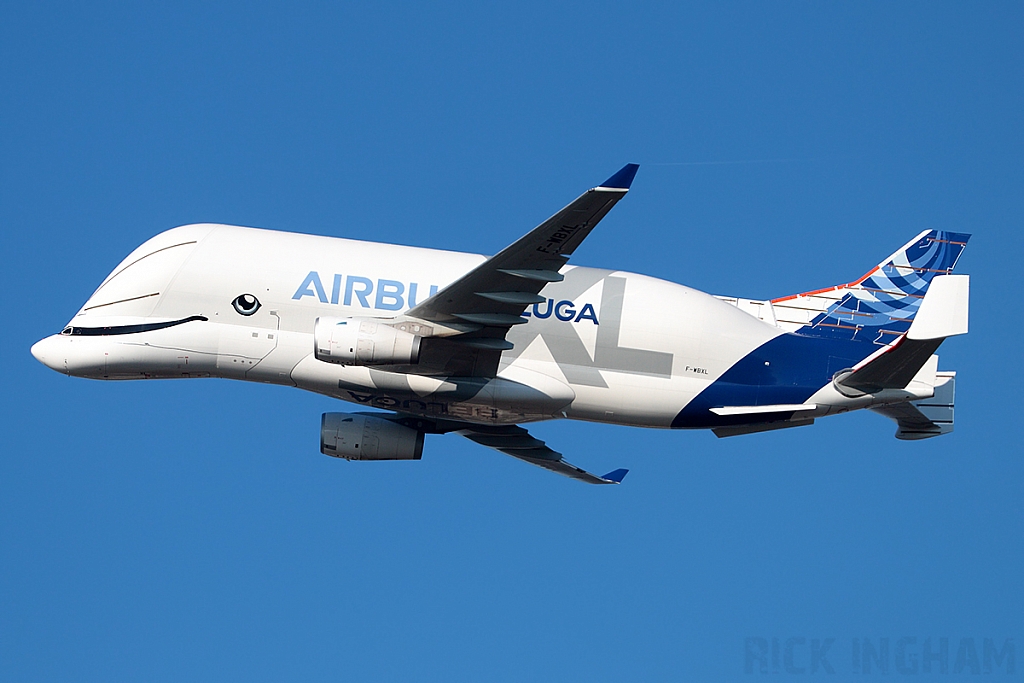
xmin=459 ymin=425 xmax=628 ymax=485
xmin=400 ymin=164 xmax=639 ymax=377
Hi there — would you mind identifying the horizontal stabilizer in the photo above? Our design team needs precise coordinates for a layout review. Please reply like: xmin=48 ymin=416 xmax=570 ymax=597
xmin=710 ymin=404 xmax=816 ymax=416
xmin=870 ymin=372 xmax=955 ymax=439
xmin=713 ymin=418 xmax=815 ymax=438
xmin=835 ymin=337 xmax=942 ymax=393
xmin=460 ymin=426 xmax=626 ymax=484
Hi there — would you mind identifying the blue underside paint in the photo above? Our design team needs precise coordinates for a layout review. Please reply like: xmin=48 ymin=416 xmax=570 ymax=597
xmin=671 ymin=332 xmax=878 ymax=429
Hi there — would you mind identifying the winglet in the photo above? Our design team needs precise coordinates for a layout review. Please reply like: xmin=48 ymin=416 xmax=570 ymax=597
xmin=598 ymin=164 xmax=640 ymax=190
xmin=601 ymin=468 xmax=629 ymax=484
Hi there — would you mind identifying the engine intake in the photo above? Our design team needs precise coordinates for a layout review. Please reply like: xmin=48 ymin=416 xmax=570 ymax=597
xmin=320 ymin=413 xmax=424 ymax=461
xmin=314 ymin=317 xmax=421 ymax=365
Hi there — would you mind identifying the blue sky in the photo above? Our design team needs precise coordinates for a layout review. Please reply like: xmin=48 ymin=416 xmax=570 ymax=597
xmin=2 ymin=3 xmax=1021 ymax=680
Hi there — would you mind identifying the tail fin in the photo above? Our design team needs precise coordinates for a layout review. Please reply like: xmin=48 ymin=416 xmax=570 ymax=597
xmin=771 ymin=230 xmax=970 ymax=344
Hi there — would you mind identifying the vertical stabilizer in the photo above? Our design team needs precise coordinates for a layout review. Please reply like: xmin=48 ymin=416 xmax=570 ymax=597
xmin=770 ymin=230 xmax=970 ymax=344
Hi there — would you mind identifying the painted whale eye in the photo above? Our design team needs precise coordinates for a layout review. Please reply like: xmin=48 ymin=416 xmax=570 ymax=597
xmin=232 ymin=293 xmax=261 ymax=316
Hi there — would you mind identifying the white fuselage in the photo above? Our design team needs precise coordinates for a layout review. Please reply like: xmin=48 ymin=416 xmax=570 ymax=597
xmin=32 ymin=223 xmax=912 ymax=430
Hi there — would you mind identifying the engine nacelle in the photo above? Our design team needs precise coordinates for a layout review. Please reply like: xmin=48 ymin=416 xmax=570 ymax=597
xmin=314 ymin=317 xmax=421 ymax=365
xmin=320 ymin=413 xmax=424 ymax=461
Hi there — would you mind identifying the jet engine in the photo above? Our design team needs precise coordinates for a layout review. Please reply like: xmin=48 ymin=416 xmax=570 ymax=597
xmin=314 ymin=317 xmax=421 ymax=365
xmin=320 ymin=413 xmax=424 ymax=460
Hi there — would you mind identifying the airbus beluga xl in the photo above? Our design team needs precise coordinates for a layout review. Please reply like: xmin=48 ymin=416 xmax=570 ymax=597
xmin=31 ymin=165 xmax=970 ymax=484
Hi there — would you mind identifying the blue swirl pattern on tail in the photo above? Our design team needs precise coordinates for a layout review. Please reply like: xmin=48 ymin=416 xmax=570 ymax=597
xmin=797 ymin=230 xmax=970 ymax=343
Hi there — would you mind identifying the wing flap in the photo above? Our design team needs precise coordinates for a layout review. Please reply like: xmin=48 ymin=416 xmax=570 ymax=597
xmin=460 ymin=425 xmax=627 ymax=484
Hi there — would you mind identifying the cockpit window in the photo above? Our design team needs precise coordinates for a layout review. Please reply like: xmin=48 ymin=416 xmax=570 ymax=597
xmin=62 ymin=315 xmax=208 ymax=336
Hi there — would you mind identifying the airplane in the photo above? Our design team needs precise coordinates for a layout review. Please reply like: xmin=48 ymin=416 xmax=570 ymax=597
xmin=30 ymin=164 xmax=970 ymax=484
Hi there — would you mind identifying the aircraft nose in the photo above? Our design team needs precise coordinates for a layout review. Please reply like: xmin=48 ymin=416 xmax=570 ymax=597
xmin=31 ymin=335 xmax=67 ymax=374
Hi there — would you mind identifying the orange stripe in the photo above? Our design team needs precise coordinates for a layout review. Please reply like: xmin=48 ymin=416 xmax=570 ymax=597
xmin=771 ymin=265 xmax=879 ymax=303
